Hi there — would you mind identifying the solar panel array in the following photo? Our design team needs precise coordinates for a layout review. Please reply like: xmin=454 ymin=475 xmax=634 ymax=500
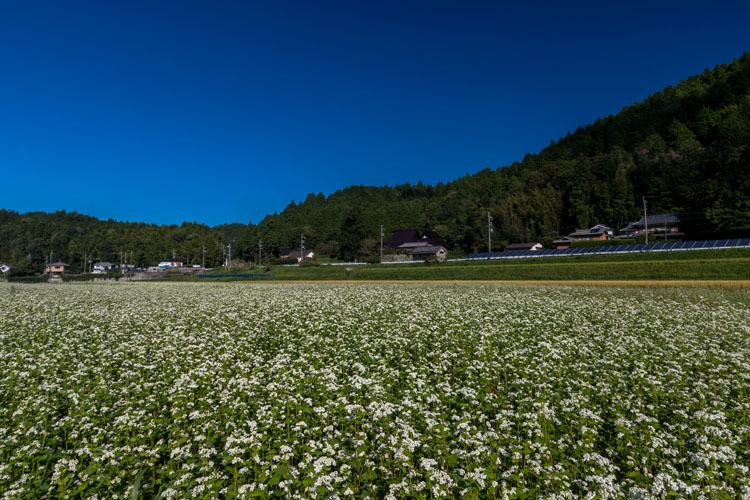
xmin=465 ymin=238 xmax=750 ymax=261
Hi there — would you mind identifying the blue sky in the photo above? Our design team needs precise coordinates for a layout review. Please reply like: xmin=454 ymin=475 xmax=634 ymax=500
xmin=1 ymin=1 xmax=748 ymax=226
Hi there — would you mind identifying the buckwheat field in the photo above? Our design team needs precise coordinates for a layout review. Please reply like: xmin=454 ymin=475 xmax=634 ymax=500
xmin=1 ymin=282 xmax=748 ymax=500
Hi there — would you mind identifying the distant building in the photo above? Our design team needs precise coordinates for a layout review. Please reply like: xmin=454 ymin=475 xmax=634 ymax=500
xmin=552 ymin=236 xmax=575 ymax=250
xmin=568 ymin=224 xmax=613 ymax=241
xmin=619 ymin=214 xmax=684 ymax=239
xmin=45 ymin=262 xmax=70 ymax=273
xmin=411 ymin=245 xmax=448 ymax=262
xmin=504 ymin=242 xmax=543 ymax=251
xmin=280 ymin=249 xmax=315 ymax=262
xmin=382 ymin=229 xmax=450 ymax=262
xmin=158 ymin=259 xmax=183 ymax=268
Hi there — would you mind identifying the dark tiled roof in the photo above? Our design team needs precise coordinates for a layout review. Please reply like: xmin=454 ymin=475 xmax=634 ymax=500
xmin=504 ymin=242 xmax=542 ymax=250
xmin=384 ymin=229 xmax=420 ymax=248
xmin=624 ymin=214 xmax=680 ymax=230
xmin=553 ymin=236 xmax=575 ymax=244
xmin=411 ymin=245 xmax=446 ymax=254
xmin=569 ymin=224 xmax=613 ymax=237
xmin=281 ymin=249 xmax=314 ymax=259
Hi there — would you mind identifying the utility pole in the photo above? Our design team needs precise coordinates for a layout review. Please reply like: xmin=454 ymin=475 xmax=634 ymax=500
xmin=643 ymin=196 xmax=648 ymax=245
xmin=487 ymin=212 xmax=494 ymax=255
xmin=227 ymin=243 xmax=232 ymax=268
xmin=300 ymin=233 xmax=305 ymax=262
xmin=258 ymin=239 xmax=263 ymax=267
xmin=380 ymin=225 xmax=384 ymax=263
xmin=202 ymin=246 xmax=205 ymax=269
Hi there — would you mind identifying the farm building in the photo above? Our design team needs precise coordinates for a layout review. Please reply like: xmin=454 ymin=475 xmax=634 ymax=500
xmin=411 ymin=245 xmax=448 ymax=262
xmin=619 ymin=214 xmax=684 ymax=239
xmin=568 ymin=224 xmax=613 ymax=241
xmin=552 ymin=236 xmax=575 ymax=250
xmin=381 ymin=229 xmax=449 ymax=262
xmin=504 ymin=242 xmax=543 ymax=251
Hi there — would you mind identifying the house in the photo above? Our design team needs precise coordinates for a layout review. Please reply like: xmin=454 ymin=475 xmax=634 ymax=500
xmin=552 ymin=236 xmax=575 ymax=250
xmin=92 ymin=261 xmax=114 ymax=274
xmin=280 ymin=249 xmax=315 ymax=262
xmin=158 ymin=259 xmax=183 ymax=268
xmin=45 ymin=262 xmax=70 ymax=273
xmin=0 ymin=264 xmax=10 ymax=274
xmin=384 ymin=229 xmax=447 ymax=250
xmin=619 ymin=214 xmax=683 ymax=239
xmin=504 ymin=242 xmax=543 ymax=251
xmin=411 ymin=245 xmax=448 ymax=262
xmin=568 ymin=224 xmax=613 ymax=241
xmin=380 ymin=229 xmax=450 ymax=262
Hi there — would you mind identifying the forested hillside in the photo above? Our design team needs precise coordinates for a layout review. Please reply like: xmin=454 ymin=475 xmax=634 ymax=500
xmin=2 ymin=53 xmax=749 ymax=269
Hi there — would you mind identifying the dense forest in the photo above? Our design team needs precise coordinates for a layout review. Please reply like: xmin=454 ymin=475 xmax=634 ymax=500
xmin=2 ymin=53 xmax=749 ymax=271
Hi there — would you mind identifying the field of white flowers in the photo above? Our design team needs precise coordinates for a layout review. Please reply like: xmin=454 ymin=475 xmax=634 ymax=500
xmin=0 ymin=282 xmax=748 ymax=500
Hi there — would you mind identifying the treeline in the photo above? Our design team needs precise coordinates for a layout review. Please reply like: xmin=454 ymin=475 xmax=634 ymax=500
xmin=1 ymin=53 xmax=749 ymax=270
xmin=0 ymin=210 xmax=226 ymax=274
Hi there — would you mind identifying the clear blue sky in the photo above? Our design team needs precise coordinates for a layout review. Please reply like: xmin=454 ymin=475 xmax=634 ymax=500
xmin=1 ymin=1 xmax=748 ymax=226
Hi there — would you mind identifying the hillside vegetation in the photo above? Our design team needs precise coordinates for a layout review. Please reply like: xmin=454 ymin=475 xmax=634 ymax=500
xmin=1 ymin=53 xmax=749 ymax=270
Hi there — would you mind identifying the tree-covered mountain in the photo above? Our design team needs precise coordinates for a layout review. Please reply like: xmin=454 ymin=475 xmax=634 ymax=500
xmin=2 ymin=53 xmax=749 ymax=269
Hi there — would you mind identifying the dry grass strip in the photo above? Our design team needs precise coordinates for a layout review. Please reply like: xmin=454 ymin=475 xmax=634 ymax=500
xmin=247 ymin=280 xmax=750 ymax=288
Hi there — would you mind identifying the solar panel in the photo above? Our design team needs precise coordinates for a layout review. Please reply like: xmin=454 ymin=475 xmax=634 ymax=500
xmin=468 ymin=235 xmax=747 ymax=261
